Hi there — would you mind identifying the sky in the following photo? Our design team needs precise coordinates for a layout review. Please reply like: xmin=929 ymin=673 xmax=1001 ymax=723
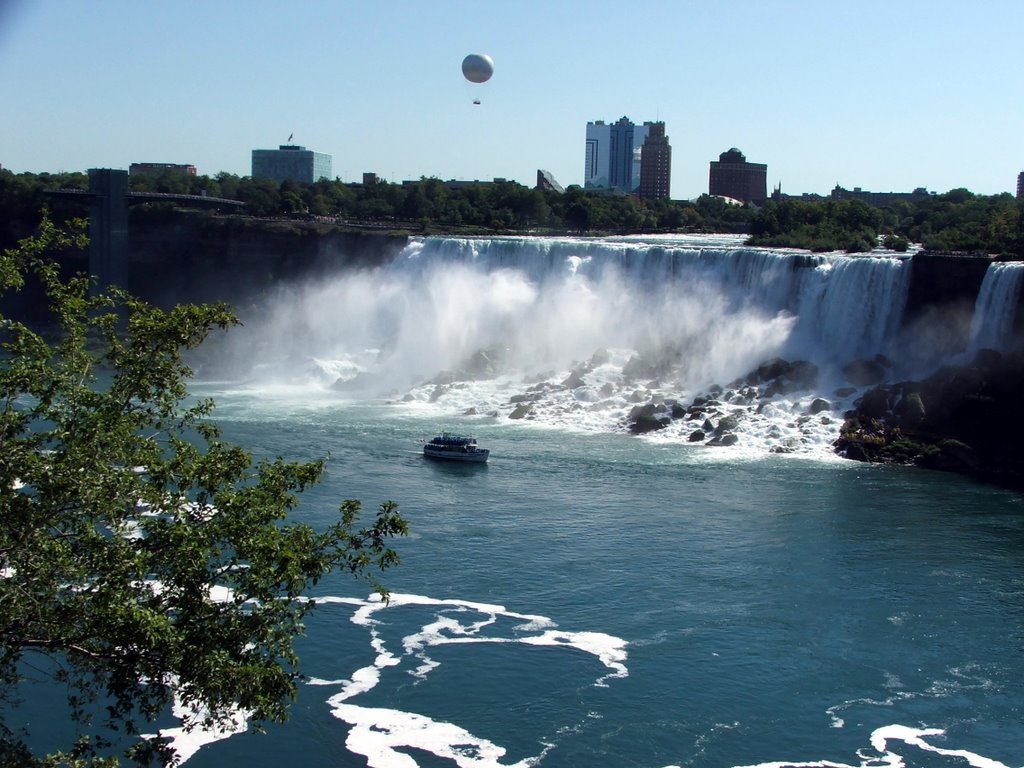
xmin=1 ymin=0 xmax=1022 ymax=200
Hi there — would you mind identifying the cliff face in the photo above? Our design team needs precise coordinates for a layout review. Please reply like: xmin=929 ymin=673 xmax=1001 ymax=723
xmin=904 ymin=252 xmax=992 ymax=322
xmin=126 ymin=210 xmax=408 ymax=310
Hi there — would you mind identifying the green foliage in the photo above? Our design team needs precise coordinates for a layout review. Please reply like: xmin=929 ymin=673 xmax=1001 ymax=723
xmin=0 ymin=215 xmax=407 ymax=766
xmin=894 ymin=189 xmax=1022 ymax=255
xmin=0 ymin=168 xmax=755 ymax=240
xmin=7 ymin=168 xmax=1022 ymax=255
xmin=747 ymin=199 xmax=881 ymax=253
xmin=882 ymin=233 xmax=910 ymax=252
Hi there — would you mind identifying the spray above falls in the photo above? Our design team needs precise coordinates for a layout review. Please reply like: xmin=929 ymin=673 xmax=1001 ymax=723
xmin=214 ymin=234 xmax=1020 ymax=456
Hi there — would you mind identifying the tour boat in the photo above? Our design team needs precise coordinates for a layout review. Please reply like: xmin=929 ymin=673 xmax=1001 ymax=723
xmin=423 ymin=433 xmax=490 ymax=463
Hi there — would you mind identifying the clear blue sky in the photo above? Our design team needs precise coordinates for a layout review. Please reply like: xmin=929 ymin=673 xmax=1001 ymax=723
xmin=1 ymin=0 xmax=1022 ymax=199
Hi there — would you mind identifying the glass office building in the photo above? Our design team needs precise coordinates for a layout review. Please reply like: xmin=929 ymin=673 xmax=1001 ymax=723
xmin=251 ymin=145 xmax=332 ymax=184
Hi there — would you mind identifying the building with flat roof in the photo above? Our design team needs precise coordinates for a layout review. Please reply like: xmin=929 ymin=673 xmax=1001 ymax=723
xmin=637 ymin=122 xmax=671 ymax=200
xmin=708 ymin=148 xmax=767 ymax=205
xmin=129 ymin=163 xmax=196 ymax=177
xmin=251 ymin=145 xmax=332 ymax=184
xmin=1017 ymin=172 xmax=1024 ymax=199
xmin=585 ymin=117 xmax=650 ymax=194
xmin=830 ymin=185 xmax=931 ymax=207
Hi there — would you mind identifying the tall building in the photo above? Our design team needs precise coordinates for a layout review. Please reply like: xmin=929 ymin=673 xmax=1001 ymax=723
xmin=251 ymin=145 xmax=332 ymax=184
xmin=1017 ymin=171 xmax=1024 ymax=199
xmin=585 ymin=117 xmax=650 ymax=193
xmin=585 ymin=121 xmax=611 ymax=189
xmin=638 ymin=122 xmax=671 ymax=200
xmin=708 ymin=148 xmax=767 ymax=205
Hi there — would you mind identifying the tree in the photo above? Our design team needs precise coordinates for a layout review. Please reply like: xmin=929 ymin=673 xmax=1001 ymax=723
xmin=0 ymin=215 xmax=407 ymax=766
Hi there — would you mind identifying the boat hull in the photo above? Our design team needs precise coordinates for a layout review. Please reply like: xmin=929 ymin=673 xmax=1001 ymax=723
xmin=423 ymin=446 xmax=490 ymax=463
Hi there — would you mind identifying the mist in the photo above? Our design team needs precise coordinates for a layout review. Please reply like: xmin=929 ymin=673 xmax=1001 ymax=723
xmin=220 ymin=240 xmax=813 ymax=398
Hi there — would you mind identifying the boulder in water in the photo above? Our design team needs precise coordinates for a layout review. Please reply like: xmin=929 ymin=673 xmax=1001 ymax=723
xmin=628 ymin=402 xmax=670 ymax=434
xmin=509 ymin=403 xmax=533 ymax=420
xmin=807 ymin=398 xmax=831 ymax=415
xmin=707 ymin=433 xmax=739 ymax=447
xmin=717 ymin=414 xmax=740 ymax=433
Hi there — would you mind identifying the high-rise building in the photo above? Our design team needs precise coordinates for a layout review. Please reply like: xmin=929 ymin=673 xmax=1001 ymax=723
xmin=251 ymin=145 xmax=332 ymax=184
xmin=638 ymin=122 xmax=671 ymax=200
xmin=708 ymin=148 xmax=767 ymax=205
xmin=585 ymin=121 xmax=611 ymax=189
xmin=1017 ymin=171 xmax=1024 ymax=199
xmin=585 ymin=117 xmax=649 ymax=193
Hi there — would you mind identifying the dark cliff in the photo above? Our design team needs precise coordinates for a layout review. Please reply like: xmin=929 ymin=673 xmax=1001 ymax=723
xmin=126 ymin=209 xmax=408 ymax=310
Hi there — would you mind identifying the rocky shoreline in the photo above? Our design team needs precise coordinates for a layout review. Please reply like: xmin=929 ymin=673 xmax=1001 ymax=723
xmin=608 ymin=347 xmax=1024 ymax=490
xmin=834 ymin=349 xmax=1024 ymax=489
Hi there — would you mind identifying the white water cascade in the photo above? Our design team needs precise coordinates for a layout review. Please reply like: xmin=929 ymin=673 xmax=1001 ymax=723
xmin=967 ymin=261 xmax=1024 ymax=353
xmin=216 ymin=234 xmax=1015 ymax=457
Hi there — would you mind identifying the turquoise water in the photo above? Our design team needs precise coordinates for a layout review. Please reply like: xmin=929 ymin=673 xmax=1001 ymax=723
xmin=176 ymin=393 xmax=1024 ymax=768
xmin=18 ymin=234 xmax=1024 ymax=767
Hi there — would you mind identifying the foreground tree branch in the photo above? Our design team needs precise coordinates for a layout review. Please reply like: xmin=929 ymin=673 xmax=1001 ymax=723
xmin=0 ymin=213 xmax=407 ymax=766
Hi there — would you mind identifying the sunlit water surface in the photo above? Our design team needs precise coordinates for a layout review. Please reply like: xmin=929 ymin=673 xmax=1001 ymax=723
xmin=172 ymin=388 xmax=1024 ymax=768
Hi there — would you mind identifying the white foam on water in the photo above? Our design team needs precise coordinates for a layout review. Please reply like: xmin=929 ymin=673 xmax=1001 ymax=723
xmin=148 ymin=698 xmax=250 ymax=765
xmin=729 ymin=724 xmax=1013 ymax=768
xmin=328 ymin=702 xmax=536 ymax=768
xmin=303 ymin=592 xmax=628 ymax=767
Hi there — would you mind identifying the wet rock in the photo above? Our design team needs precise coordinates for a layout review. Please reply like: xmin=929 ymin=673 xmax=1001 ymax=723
xmin=717 ymin=414 xmax=740 ymax=433
xmin=561 ymin=369 xmax=587 ymax=389
xmin=707 ymin=433 xmax=739 ymax=447
xmin=842 ymin=355 xmax=892 ymax=387
xmin=509 ymin=403 xmax=533 ymax=420
xmin=855 ymin=388 xmax=891 ymax=420
xmin=627 ymin=402 xmax=671 ymax=434
xmin=894 ymin=391 xmax=925 ymax=428
xmin=509 ymin=392 xmax=541 ymax=404
xmin=807 ymin=398 xmax=831 ymax=415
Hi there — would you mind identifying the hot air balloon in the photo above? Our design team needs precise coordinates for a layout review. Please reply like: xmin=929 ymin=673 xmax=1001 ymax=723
xmin=461 ymin=53 xmax=494 ymax=104
xmin=461 ymin=53 xmax=494 ymax=84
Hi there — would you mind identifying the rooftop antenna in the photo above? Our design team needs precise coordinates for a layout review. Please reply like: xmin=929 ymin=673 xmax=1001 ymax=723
xmin=287 ymin=132 xmax=294 ymax=144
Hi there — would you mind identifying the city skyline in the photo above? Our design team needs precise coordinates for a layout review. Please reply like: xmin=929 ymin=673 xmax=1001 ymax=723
xmin=1 ymin=0 xmax=1023 ymax=199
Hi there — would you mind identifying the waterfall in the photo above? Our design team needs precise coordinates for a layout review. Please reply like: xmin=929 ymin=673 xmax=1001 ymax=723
xmin=235 ymin=235 xmax=918 ymax=391
xmin=217 ymin=235 xmax=997 ymax=456
xmin=967 ymin=262 xmax=1024 ymax=353
xmin=388 ymin=236 xmax=909 ymax=367
xmin=790 ymin=255 xmax=911 ymax=363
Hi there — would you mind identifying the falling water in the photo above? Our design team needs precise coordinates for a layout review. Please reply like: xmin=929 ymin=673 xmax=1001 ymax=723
xmin=967 ymin=261 xmax=1024 ymax=352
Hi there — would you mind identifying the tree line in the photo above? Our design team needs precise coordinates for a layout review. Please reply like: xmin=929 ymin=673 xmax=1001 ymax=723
xmin=2 ymin=168 xmax=1022 ymax=256
xmin=748 ymin=189 xmax=1024 ymax=255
